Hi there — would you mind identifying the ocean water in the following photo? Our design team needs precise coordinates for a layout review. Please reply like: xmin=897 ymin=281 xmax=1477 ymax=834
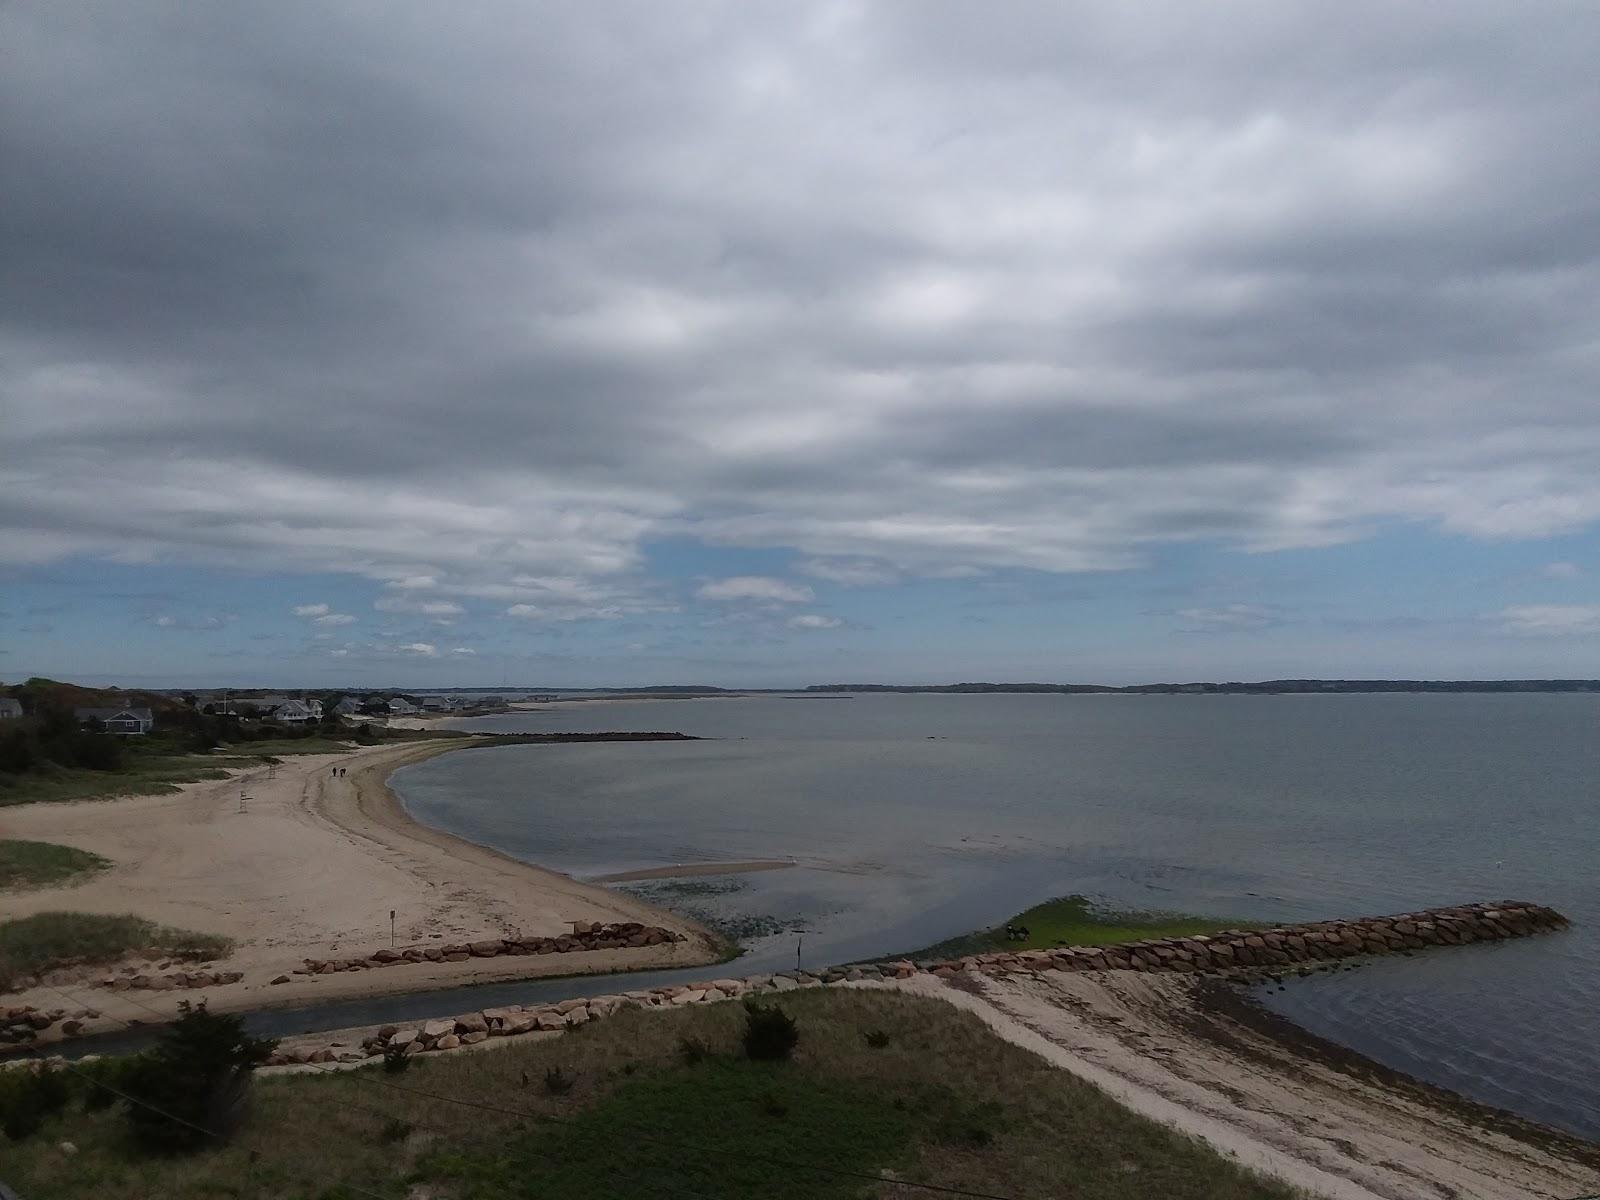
xmin=392 ymin=692 xmax=1600 ymax=1139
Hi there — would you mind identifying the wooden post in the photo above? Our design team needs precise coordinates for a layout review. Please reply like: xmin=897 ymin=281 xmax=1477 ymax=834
xmin=390 ymin=909 xmax=396 ymax=948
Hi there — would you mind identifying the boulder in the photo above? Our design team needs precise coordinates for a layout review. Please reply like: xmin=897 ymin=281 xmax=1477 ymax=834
xmin=434 ymin=1034 xmax=461 ymax=1050
xmin=455 ymin=1012 xmax=489 ymax=1035
xmin=460 ymin=1030 xmax=488 ymax=1045
xmin=420 ymin=1019 xmax=455 ymax=1042
xmin=270 ymin=974 xmax=291 ymax=985
xmin=389 ymin=1028 xmax=418 ymax=1047
xmin=468 ymin=939 xmax=503 ymax=958
xmin=554 ymin=998 xmax=588 ymax=1015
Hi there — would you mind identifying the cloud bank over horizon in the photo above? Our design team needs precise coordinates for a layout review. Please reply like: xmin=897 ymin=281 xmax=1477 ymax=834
xmin=4 ymin=2 xmax=1600 ymax=684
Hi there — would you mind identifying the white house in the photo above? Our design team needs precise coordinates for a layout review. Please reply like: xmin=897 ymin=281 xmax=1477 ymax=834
xmin=75 ymin=706 xmax=155 ymax=735
xmin=266 ymin=699 xmax=317 ymax=723
xmin=0 ymin=698 xmax=22 ymax=720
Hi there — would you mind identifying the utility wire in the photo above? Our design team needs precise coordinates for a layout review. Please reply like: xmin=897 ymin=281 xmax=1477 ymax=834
xmin=25 ymin=982 xmax=866 ymax=1200
xmin=33 ymin=976 xmax=1025 ymax=1200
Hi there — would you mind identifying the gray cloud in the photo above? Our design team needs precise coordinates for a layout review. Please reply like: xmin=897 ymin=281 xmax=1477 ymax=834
xmin=4 ymin=2 xmax=1599 ymax=607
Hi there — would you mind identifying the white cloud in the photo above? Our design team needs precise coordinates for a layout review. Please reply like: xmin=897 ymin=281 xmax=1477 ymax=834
xmin=399 ymin=642 xmax=438 ymax=656
xmin=6 ymin=3 xmax=1600 ymax=624
xmin=450 ymin=647 xmax=476 ymax=656
xmin=313 ymin=613 xmax=356 ymax=627
xmin=1540 ymin=561 xmax=1582 ymax=579
xmin=788 ymin=613 xmax=844 ymax=630
xmin=697 ymin=576 xmax=814 ymax=604
xmin=1499 ymin=605 xmax=1600 ymax=636
xmin=375 ymin=596 xmax=465 ymax=617
xmin=1174 ymin=605 xmax=1282 ymax=632
xmin=796 ymin=559 xmax=898 ymax=587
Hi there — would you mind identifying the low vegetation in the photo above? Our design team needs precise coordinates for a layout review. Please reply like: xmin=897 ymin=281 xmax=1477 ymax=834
xmin=0 ymin=912 xmax=232 ymax=990
xmin=903 ymin=894 xmax=1249 ymax=960
xmin=0 ymin=839 xmax=109 ymax=890
xmin=2 ymin=988 xmax=1296 ymax=1200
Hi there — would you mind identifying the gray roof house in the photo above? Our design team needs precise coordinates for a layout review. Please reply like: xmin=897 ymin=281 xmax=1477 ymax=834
xmin=333 ymin=696 xmax=362 ymax=716
xmin=75 ymin=706 xmax=155 ymax=735
xmin=0 ymin=698 xmax=24 ymax=720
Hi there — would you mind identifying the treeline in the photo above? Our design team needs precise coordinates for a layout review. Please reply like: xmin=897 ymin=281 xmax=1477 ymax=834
xmin=807 ymin=679 xmax=1600 ymax=695
xmin=0 ymin=708 xmax=130 ymax=775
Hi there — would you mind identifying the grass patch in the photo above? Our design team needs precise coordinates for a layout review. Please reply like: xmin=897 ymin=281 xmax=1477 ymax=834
xmin=0 ymin=755 xmax=241 ymax=806
xmin=0 ymin=912 xmax=232 ymax=989
xmin=1 ymin=989 xmax=1295 ymax=1200
xmin=0 ymin=839 xmax=110 ymax=890
xmin=902 ymin=894 xmax=1250 ymax=960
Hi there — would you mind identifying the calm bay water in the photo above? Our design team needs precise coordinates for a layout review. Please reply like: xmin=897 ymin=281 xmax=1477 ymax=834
xmin=392 ymin=692 xmax=1600 ymax=1139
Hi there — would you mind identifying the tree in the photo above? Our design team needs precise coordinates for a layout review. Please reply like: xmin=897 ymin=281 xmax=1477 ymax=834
xmin=123 ymin=1001 xmax=277 ymax=1153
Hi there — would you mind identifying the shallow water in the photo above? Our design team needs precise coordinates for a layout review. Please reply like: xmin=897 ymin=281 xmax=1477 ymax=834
xmin=392 ymin=692 xmax=1600 ymax=1139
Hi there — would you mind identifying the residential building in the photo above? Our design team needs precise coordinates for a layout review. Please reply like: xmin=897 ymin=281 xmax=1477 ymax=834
xmin=0 ymin=698 xmax=23 ymax=720
xmin=75 ymin=706 xmax=155 ymax=735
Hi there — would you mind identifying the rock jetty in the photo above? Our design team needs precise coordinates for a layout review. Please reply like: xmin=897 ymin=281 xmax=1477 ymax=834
xmin=260 ymin=899 xmax=1568 ymax=1068
xmin=286 ymin=921 xmax=682 ymax=980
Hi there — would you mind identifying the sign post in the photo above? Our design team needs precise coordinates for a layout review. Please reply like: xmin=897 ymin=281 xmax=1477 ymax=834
xmin=390 ymin=909 xmax=396 ymax=948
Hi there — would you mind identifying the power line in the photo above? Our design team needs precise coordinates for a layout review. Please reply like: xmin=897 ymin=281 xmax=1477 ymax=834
xmin=20 ymin=999 xmax=708 ymax=1200
xmin=33 ymin=977 xmax=1026 ymax=1200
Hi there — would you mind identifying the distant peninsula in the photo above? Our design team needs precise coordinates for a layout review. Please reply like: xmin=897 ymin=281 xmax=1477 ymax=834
xmin=802 ymin=679 xmax=1600 ymax=695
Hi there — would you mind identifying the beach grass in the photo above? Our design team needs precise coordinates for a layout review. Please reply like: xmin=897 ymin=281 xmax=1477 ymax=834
xmin=902 ymin=894 xmax=1250 ymax=961
xmin=0 ymin=754 xmax=243 ymax=806
xmin=2 ymin=989 xmax=1295 ymax=1200
xmin=0 ymin=912 xmax=232 ymax=989
xmin=0 ymin=839 xmax=109 ymax=890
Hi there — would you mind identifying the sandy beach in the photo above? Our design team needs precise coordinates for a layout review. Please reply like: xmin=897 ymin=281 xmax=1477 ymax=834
xmin=903 ymin=970 xmax=1600 ymax=1200
xmin=1 ymin=739 xmax=719 ymax=1032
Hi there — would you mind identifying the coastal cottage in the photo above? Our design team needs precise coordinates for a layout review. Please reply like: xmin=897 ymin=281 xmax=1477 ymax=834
xmin=333 ymin=696 xmax=362 ymax=717
xmin=0 ymin=698 xmax=23 ymax=720
xmin=387 ymin=698 xmax=419 ymax=716
xmin=420 ymin=696 xmax=452 ymax=713
xmin=74 ymin=706 xmax=155 ymax=735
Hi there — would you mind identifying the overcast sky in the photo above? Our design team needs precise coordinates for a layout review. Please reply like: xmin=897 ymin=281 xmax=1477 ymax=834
xmin=4 ymin=2 xmax=1600 ymax=687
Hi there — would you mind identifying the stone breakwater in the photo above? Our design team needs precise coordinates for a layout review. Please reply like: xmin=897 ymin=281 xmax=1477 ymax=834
xmin=261 ymin=899 xmax=1569 ymax=1068
xmin=2 ymin=1004 xmax=104 ymax=1047
xmin=916 ymin=899 xmax=1570 ymax=980
xmin=272 ymin=921 xmax=683 ymax=985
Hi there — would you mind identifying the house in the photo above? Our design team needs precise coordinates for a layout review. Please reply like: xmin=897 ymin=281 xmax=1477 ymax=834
xmin=387 ymin=698 xmax=419 ymax=716
xmin=420 ymin=696 xmax=458 ymax=713
xmin=266 ymin=699 xmax=317 ymax=723
xmin=75 ymin=706 xmax=155 ymax=735
xmin=251 ymin=696 xmax=324 ymax=722
xmin=333 ymin=696 xmax=362 ymax=717
xmin=0 ymin=698 xmax=22 ymax=720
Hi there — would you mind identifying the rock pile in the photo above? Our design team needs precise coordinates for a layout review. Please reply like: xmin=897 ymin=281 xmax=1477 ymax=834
xmin=907 ymin=899 xmax=1569 ymax=980
xmin=98 ymin=968 xmax=244 ymax=992
xmin=291 ymin=922 xmax=681 ymax=977
xmin=1 ymin=1004 xmax=102 ymax=1046
xmin=260 ymin=900 xmax=1571 ymax=1068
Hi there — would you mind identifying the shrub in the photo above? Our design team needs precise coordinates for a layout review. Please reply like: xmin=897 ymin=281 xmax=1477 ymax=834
xmin=382 ymin=1042 xmax=411 ymax=1074
xmin=543 ymin=1066 xmax=574 ymax=1095
xmin=123 ymin=1001 xmax=277 ymax=1154
xmin=379 ymin=1117 xmax=412 ymax=1143
xmin=0 ymin=1064 xmax=72 ymax=1142
xmin=864 ymin=1029 xmax=891 ymax=1048
xmin=678 ymin=1035 xmax=711 ymax=1066
xmin=741 ymin=998 xmax=799 ymax=1062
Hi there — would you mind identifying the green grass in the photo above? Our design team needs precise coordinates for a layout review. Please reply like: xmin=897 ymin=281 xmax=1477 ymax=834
xmin=0 ymin=755 xmax=241 ymax=806
xmin=902 ymin=895 xmax=1251 ymax=960
xmin=0 ymin=839 xmax=110 ymax=890
xmin=1 ymin=989 xmax=1296 ymax=1200
xmin=0 ymin=911 xmax=232 ymax=989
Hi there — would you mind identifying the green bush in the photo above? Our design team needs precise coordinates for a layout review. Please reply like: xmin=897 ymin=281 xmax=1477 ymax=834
xmin=0 ymin=1064 xmax=72 ymax=1142
xmin=741 ymin=999 xmax=799 ymax=1062
xmin=123 ymin=1002 xmax=277 ymax=1154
